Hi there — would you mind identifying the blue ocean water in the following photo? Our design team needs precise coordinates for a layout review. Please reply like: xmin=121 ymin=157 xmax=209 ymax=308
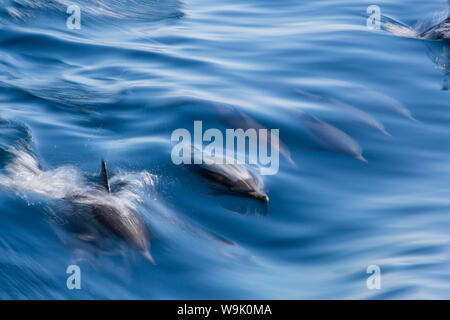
xmin=0 ymin=0 xmax=449 ymax=299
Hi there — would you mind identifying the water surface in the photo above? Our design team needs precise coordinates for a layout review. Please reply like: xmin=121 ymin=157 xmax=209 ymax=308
xmin=0 ymin=0 xmax=449 ymax=299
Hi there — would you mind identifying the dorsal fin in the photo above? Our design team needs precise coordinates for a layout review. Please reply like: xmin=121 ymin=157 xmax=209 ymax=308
xmin=100 ymin=159 xmax=111 ymax=193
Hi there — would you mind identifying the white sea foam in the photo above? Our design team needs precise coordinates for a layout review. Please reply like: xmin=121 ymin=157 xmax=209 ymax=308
xmin=0 ymin=147 xmax=156 ymax=216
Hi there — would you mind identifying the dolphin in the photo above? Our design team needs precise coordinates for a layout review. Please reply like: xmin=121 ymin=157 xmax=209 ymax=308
xmin=380 ymin=4 xmax=450 ymax=41
xmin=295 ymin=89 xmax=390 ymax=136
xmin=0 ymin=146 xmax=155 ymax=263
xmin=290 ymin=109 xmax=367 ymax=162
xmin=191 ymin=148 xmax=269 ymax=202
xmin=71 ymin=160 xmax=155 ymax=264
xmin=419 ymin=4 xmax=450 ymax=41
xmin=213 ymin=103 xmax=296 ymax=167
xmin=379 ymin=6 xmax=450 ymax=89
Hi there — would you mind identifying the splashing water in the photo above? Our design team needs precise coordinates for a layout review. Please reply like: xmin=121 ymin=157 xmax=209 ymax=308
xmin=0 ymin=147 xmax=156 ymax=217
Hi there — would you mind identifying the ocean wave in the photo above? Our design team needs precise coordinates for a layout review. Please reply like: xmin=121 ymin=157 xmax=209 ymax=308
xmin=0 ymin=0 xmax=184 ymax=23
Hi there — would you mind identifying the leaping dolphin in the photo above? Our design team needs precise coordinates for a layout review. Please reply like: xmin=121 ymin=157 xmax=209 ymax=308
xmin=0 ymin=146 xmax=156 ymax=264
xmin=69 ymin=160 xmax=155 ymax=264
xmin=96 ymin=160 xmax=154 ymax=263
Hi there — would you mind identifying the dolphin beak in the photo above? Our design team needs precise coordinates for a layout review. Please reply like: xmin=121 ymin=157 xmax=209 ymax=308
xmin=250 ymin=191 xmax=269 ymax=202
xmin=142 ymin=250 xmax=157 ymax=265
xmin=356 ymin=155 xmax=368 ymax=163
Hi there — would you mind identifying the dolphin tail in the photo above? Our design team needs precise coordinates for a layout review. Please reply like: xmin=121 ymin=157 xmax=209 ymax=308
xmin=100 ymin=159 xmax=111 ymax=193
xmin=142 ymin=250 xmax=157 ymax=265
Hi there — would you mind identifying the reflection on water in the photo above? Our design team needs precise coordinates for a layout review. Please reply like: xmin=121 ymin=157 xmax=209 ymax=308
xmin=0 ymin=0 xmax=450 ymax=299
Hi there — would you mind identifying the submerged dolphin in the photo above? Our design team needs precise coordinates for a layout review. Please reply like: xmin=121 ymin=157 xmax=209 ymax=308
xmin=288 ymin=108 xmax=367 ymax=162
xmin=295 ymin=89 xmax=390 ymax=136
xmin=69 ymin=160 xmax=155 ymax=264
xmin=191 ymin=148 xmax=269 ymax=202
xmin=213 ymin=103 xmax=296 ymax=167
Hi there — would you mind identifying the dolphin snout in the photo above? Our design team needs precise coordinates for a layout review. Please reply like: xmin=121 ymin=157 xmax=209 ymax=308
xmin=142 ymin=250 xmax=157 ymax=265
xmin=250 ymin=191 xmax=269 ymax=202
